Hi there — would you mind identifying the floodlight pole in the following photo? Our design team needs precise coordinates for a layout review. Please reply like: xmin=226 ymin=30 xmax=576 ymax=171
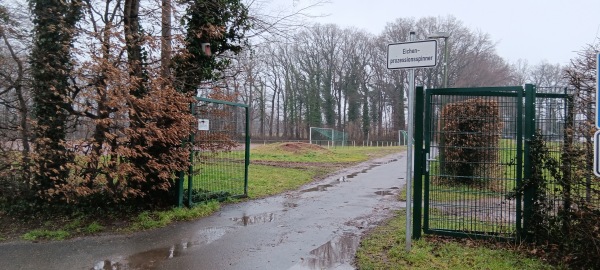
xmin=405 ymin=31 xmax=416 ymax=252
xmin=443 ymin=38 xmax=448 ymax=88
xmin=427 ymin=32 xmax=450 ymax=88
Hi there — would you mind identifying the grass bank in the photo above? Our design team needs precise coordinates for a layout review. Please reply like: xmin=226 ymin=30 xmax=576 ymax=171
xmin=356 ymin=210 xmax=556 ymax=270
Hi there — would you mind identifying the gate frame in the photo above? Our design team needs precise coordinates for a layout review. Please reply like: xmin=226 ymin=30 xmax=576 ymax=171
xmin=177 ymin=97 xmax=250 ymax=207
xmin=412 ymin=84 xmax=570 ymax=240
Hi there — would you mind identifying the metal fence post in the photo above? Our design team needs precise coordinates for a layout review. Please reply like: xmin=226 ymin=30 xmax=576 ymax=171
xmin=413 ymin=86 xmax=425 ymax=239
xmin=522 ymin=84 xmax=536 ymax=236
xmin=244 ymin=106 xmax=250 ymax=197
xmin=515 ymin=86 xmax=524 ymax=236
xmin=177 ymin=171 xmax=184 ymax=207
xmin=188 ymin=102 xmax=196 ymax=207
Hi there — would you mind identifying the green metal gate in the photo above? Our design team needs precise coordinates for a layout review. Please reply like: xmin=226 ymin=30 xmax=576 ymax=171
xmin=178 ymin=97 xmax=250 ymax=206
xmin=413 ymin=84 xmax=570 ymax=240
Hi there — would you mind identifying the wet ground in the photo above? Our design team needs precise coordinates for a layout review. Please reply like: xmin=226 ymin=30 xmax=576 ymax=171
xmin=0 ymin=152 xmax=406 ymax=270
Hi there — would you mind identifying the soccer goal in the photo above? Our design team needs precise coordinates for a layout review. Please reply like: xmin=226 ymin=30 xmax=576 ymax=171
xmin=309 ymin=127 xmax=348 ymax=147
xmin=399 ymin=130 xmax=408 ymax=145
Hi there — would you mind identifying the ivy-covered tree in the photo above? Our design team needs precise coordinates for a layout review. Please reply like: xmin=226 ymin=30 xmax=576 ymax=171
xmin=174 ymin=0 xmax=251 ymax=93
xmin=29 ymin=0 xmax=82 ymax=200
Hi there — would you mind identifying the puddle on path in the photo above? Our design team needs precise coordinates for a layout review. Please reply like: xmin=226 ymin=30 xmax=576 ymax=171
xmin=374 ymin=190 xmax=393 ymax=196
xmin=300 ymin=184 xmax=333 ymax=193
xmin=231 ymin=212 xmax=276 ymax=226
xmin=283 ymin=202 xmax=299 ymax=208
xmin=345 ymin=158 xmax=399 ymax=179
xmin=346 ymin=166 xmax=375 ymax=179
xmin=290 ymin=233 xmax=359 ymax=270
xmin=345 ymin=172 xmax=359 ymax=179
xmin=91 ymin=227 xmax=228 ymax=270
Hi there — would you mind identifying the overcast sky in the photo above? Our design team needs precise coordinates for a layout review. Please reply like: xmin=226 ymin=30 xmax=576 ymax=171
xmin=287 ymin=0 xmax=600 ymax=66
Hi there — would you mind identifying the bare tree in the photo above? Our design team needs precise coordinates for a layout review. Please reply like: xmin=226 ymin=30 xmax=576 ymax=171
xmin=530 ymin=61 xmax=565 ymax=87
xmin=0 ymin=2 xmax=33 ymax=198
xmin=509 ymin=59 xmax=531 ymax=85
xmin=232 ymin=15 xmax=520 ymax=142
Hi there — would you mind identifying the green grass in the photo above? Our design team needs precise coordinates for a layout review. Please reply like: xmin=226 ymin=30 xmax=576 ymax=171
xmin=63 ymin=218 xmax=83 ymax=231
xmin=251 ymin=144 xmax=404 ymax=163
xmin=129 ymin=201 xmax=220 ymax=230
xmin=356 ymin=210 xmax=555 ymax=270
xmin=85 ymin=222 xmax=104 ymax=234
xmin=248 ymin=164 xmax=330 ymax=198
xmin=329 ymin=146 xmax=405 ymax=161
xmin=22 ymin=229 xmax=70 ymax=241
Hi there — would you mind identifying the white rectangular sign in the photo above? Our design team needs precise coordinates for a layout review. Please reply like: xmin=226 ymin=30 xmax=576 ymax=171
xmin=198 ymin=119 xmax=209 ymax=131
xmin=387 ymin=40 xmax=437 ymax=69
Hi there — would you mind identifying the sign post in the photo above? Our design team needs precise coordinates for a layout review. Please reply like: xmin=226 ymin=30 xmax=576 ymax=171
xmin=387 ymin=33 xmax=437 ymax=252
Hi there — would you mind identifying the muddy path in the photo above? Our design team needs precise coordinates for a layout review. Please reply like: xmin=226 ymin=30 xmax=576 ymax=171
xmin=0 ymin=152 xmax=407 ymax=270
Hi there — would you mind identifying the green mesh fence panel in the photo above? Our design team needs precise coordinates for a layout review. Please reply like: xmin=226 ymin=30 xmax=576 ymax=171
xmin=180 ymin=97 xmax=249 ymax=206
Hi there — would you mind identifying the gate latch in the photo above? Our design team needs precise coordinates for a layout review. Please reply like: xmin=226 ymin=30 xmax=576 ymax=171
xmin=426 ymin=153 xmax=437 ymax=172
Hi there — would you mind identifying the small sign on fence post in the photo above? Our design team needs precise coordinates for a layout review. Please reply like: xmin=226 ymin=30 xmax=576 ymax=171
xmin=198 ymin=119 xmax=209 ymax=131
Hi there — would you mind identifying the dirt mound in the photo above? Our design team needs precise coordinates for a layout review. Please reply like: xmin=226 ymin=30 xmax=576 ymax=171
xmin=274 ymin=142 xmax=330 ymax=154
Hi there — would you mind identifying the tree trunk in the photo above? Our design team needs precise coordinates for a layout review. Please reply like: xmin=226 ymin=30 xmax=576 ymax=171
xmin=1 ymin=31 xmax=31 ymax=187
xmin=161 ymin=0 xmax=172 ymax=78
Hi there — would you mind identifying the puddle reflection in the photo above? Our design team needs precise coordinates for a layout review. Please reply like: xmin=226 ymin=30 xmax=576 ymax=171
xmin=300 ymin=184 xmax=333 ymax=193
xmin=231 ymin=212 xmax=276 ymax=226
xmin=291 ymin=233 xmax=359 ymax=270
xmin=91 ymin=227 xmax=228 ymax=270
xmin=283 ymin=202 xmax=299 ymax=208
xmin=375 ymin=190 xmax=393 ymax=196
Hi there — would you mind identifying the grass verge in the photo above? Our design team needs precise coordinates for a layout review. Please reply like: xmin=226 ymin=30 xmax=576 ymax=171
xmin=356 ymin=210 xmax=555 ymax=270
xmin=248 ymin=164 xmax=331 ymax=199
xmin=22 ymin=229 xmax=70 ymax=241
xmin=129 ymin=201 xmax=220 ymax=231
xmin=251 ymin=144 xmax=403 ymax=163
xmin=16 ymin=201 xmax=221 ymax=241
